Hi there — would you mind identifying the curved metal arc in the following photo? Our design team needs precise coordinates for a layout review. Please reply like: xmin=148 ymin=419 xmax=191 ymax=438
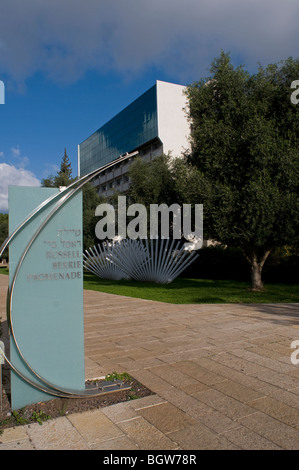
xmin=8 ymin=184 xmax=92 ymax=396
xmin=3 ymin=353 xmax=107 ymax=399
xmin=6 ymin=188 xmax=87 ymax=396
xmin=5 ymin=154 xmax=133 ymax=398
xmin=0 ymin=153 xmax=132 ymax=259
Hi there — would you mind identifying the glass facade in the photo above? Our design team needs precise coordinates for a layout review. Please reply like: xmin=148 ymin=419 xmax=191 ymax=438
xmin=79 ymin=84 xmax=158 ymax=176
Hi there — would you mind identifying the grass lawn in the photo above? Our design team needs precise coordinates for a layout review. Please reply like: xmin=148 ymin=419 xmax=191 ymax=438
xmin=1 ymin=268 xmax=298 ymax=303
xmin=83 ymin=272 xmax=299 ymax=304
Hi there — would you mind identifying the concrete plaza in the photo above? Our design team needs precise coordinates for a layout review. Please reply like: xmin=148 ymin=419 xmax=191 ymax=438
xmin=0 ymin=273 xmax=299 ymax=450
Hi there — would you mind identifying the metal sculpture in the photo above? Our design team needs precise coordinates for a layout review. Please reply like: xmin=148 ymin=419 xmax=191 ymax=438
xmin=0 ymin=154 xmax=134 ymax=399
xmin=84 ymin=237 xmax=198 ymax=284
xmin=0 ymin=151 xmax=200 ymax=400
xmin=83 ymin=242 xmax=130 ymax=280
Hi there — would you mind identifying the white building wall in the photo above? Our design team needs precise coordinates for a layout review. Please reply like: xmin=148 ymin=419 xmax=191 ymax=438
xmin=156 ymin=80 xmax=190 ymax=158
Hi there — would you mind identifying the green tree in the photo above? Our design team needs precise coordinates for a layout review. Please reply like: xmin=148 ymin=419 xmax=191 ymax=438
xmin=41 ymin=148 xmax=74 ymax=188
xmin=57 ymin=147 xmax=73 ymax=186
xmin=128 ymin=155 xmax=179 ymax=238
xmin=128 ymin=154 xmax=177 ymax=206
xmin=82 ymin=182 xmax=103 ymax=250
xmin=0 ymin=213 xmax=8 ymax=260
xmin=41 ymin=149 xmax=101 ymax=250
xmin=183 ymin=51 xmax=299 ymax=290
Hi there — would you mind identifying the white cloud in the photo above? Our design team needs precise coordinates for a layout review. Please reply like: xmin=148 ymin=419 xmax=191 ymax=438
xmin=9 ymin=146 xmax=30 ymax=169
xmin=0 ymin=0 xmax=298 ymax=85
xmin=42 ymin=163 xmax=60 ymax=178
xmin=0 ymin=163 xmax=40 ymax=212
xmin=11 ymin=146 xmax=21 ymax=157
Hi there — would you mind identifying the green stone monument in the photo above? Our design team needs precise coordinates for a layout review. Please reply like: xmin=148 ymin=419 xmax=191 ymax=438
xmin=8 ymin=186 xmax=85 ymax=410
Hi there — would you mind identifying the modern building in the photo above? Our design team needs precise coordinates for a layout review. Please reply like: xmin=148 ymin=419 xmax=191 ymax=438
xmin=78 ymin=80 xmax=190 ymax=197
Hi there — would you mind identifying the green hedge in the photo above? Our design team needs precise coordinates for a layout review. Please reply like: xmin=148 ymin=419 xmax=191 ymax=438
xmin=181 ymin=245 xmax=299 ymax=284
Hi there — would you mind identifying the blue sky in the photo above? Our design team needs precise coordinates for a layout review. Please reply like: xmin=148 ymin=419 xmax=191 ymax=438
xmin=0 ymin=0 xmax=298 ymax=211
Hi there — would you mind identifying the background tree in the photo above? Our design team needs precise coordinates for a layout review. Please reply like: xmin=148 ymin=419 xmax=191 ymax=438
xmin=128 ymin=155 xmax=179 ymax=238
xmin=183 ymin=51 xmax=299 ymax=290
xmin=57 ymin=147 xmax=73 ymax=186
xmin=41 ymin=149 xmax=101 ymax=250
xmin=82 ymin=183 xmax=104 ymax=249
xmin=41 ymin=148 xmax=74 ymax=188
xmin=128 ymin=155 xmax=177 ymax=206
xmin=0 ymin=213 xmax=8 ymax=260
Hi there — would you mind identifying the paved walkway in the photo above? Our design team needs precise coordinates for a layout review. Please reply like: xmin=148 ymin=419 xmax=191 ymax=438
xmin=0 ymin=273 xmax=299 ymax=450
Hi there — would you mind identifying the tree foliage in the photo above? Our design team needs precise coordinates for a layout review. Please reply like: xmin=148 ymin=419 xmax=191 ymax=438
xmin=128 ymin=155 xmax=177 ymax=206
xmin=41 ymin=148 xmax=74 ymax=188
xmin=183 ymin=51 xmax=299 ymax=289
xmin=82 ymin=182 xmax=104 ymax=249
xmin=128 ymin=155 xmax=180 ymax=239
xmin=41 ymin=149 xmax=101 ymax=250
xmin=0 ymin=213 xmax=8 ymax=260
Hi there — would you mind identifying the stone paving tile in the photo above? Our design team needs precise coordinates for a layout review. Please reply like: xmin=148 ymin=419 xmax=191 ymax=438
xmin=246 ymin=344 xmax=292 ymax=361
xmin=167 ymin=423 xmax=240 ymax=450
xmin=237 ymin=412 xmax=299 ymax=450
xmin=26 ymin=417 xmax=90 ymax=450
xmin=249 ymin=367 xmax=299 ymax=391
xmin=165 ymin=339 xmax=214 ymax=353
xmin=247 ymin=396 xmax=299 ymax=427
xmin=212 ymin=378 xmax=265 ymax=403
xmin=91 ymin=435 xmax=139 ymax=450
xmin=171 ymin=360 xmax=228 ymax=386
xmin=288 ymin=368 xmax=299 ymax=379
xmin=0 ymin=425 xmax=28 ymax=444
xmin=155 ymin=386 xmax=241 ymax=434
xmin=101 ymin=396 xmax=167 ymax=424
xmin=84 ymin=357 xmax=124 ymax=376
xmin=230 ymin=348 xmax=295 ymax=373
xmin=149 ymin=363 xmax=210 ymax=393
xmin=67 ymin=409 xmax=124 ymax=446
xmin=130 ymin=369 xmax=175 ymax=392
xmin=130 ymin=395 xmax=168 ymax=410
xmin=118 ymin=347 xmax=163 ymax=361
xmin=207 ymin=352 xmax=268 ymax=375
xmin=156 ymin=386 xmax=213 ymax=417
xmin=193 ymin=388 xmax=257 ymax=420
xmin=194 ymin=408 xmax=241 ymax=434
xmin=101 ymin=401 xmax=141 ymax=424
xmin=191 ymin=356 xmax=278 ymax=391
xmin=118 ymin=417 xmax=180 ymax=450
xmin=138 ymin=402 xmax=197 ymax=435
xmin=1 ymin=275 xmax=299 ymax=450
xmin=179 ymin=381 xmax=211 ymax=395
xmin=0 ymin=426 xmax=34 ymax=450
xmin=117 ymin=357 xmax=166 ymax=372
xmin=264 ymin=342 xmax=296 ymax=356
xmin=85 ymin=357 xmax=106 ymax=379
xmin=248 ymin=333 xmax=295 ymax=347
xmin=223 ymin=426 xmax=283 ymax=450
xmin=156 ymin=348 xmax=215 ymax=364
xmin=0 ymin=439 xmax=35 ymax=450
xmin=256 ymin=384 xmax=299 ymax=410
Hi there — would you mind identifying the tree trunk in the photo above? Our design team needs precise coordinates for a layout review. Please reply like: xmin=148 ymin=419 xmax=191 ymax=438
xmin=251 ymin=260 xmax=264 ymax=291
xmin=246 ymin=250 xmax=271 ymax=291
